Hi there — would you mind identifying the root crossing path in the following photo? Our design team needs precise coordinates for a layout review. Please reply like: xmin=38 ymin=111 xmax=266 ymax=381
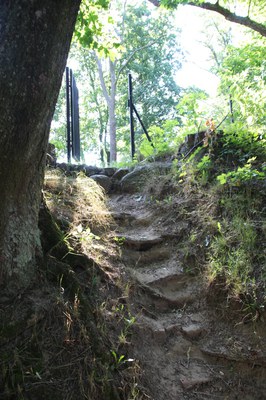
xmin=108 ymin=192 xmax=266 ymax=400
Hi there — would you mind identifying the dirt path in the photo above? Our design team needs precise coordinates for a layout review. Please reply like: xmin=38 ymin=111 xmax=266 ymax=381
xmin=108 ymin=192 xmax=266 ymax=400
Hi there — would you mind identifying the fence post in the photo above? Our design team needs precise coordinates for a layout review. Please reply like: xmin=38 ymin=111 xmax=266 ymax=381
xmin=71 ymin=74 xmax=81 ymax=161
xmin=65 ymin=67 xmax=81 ymax=163
xmin=229 ymin=94 xmax=234 ymax=123
xmin=132 ymin=104 xmax=153 ymax=146
xmin=66 ymin=67 xmax=71 ymax=163
xmin=128 ymin=74 xmax=135 ymax=159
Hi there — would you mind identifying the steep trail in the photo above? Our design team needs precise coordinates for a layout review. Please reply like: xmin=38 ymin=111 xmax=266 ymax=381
xmin=108 ymin=192 xmax=266 ymax=400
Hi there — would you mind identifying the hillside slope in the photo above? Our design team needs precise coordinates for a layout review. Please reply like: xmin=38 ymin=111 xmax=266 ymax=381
xmin=1 ymin=131 xmax=265 ymax=399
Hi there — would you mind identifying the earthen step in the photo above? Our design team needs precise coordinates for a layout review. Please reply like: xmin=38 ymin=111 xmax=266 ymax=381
xmin=121 ymin=245 xmax=173 ymax=266
xmin=132 ymin=262 xmax=185 ymax=285
xmin=136 ymin=278 xmax=201 ymax=311
xmin=148 ymin=273 xmax=202 ymax=302
xmin=201 ymin=344 xmax=266 ymax=366
xmin=110 ymin=211 xmax=135 ymax=224
xmin=116 ymin=233 xmax=164 ymax=251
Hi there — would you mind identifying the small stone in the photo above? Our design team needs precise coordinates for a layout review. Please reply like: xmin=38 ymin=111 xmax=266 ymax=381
xmin=120 ymin=163 xmax=171 ymax=193
xmin=81 ymin=165 xmax=101 ymax=176
xmin=165 ymin=324 xmax=180 ymax=334
xmin=180 ymin=376 xmax=211 ymax=390
xmin=112 ymin=168 xmax=130 ymax=181
xmin=181 ymin=324 xmax=205 ymax=339
xmin=101 ymin=167 xmax=117 ymax=177
xmin=90 ymin=174 xmax=112 ymax=192
xmin=152 ymin=328 xmax=166 ymax=343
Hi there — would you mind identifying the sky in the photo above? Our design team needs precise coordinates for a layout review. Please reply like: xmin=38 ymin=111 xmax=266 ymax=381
xmin=173 ymin=4 xmax=247 ymax=96
xmin=174 ymin=5 xmax=220 ymax=96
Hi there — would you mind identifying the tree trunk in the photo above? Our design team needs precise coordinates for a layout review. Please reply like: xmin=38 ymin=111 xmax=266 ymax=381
xmin=94 ymin=54 xmax=118 ymax=164
xmin=0 ymin=0 xmax=81 ymax=287
xmin=109 ymin=60 xmax=117 ymax=163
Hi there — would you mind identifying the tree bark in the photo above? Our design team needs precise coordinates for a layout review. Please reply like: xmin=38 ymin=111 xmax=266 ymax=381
xmin=95 ymin=53 xmax=118 ymax=163
xmin=0 ymin=0 xmax=81 ymax=287
xmin=109 ymin=59 xmax=117 ymax=163
xmin=190 ymin=2 xmax=266 ymax=38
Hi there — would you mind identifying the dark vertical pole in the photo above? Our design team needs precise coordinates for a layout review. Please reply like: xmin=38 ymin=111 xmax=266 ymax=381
xmin=128 ymin=74 xmax=135 ymax=159
xmin=132 ymin=104 xmax=154 ymax=146
xmin=70 ymin=69 xmax=74 ymax=157
xmin=72 ymin=76 xmax=81 ymax=162
xmin=66 ymin=67 xmax=71 ymax=163
xmin=229 ymin=93 xmax=234 ymax=123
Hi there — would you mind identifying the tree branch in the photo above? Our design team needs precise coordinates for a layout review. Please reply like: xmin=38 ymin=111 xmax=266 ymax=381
xmin=147 ymin=1 xmax=266 ymax=37
xmin=189 ymin=2 xmax=266 ymax=37
xmin=93 ymin=51 xmax=111 ymax=107
xmin=116 ymin=38 xmax=162 ymax=84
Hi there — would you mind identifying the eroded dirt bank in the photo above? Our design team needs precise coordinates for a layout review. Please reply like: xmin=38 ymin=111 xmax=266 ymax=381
xmin=108 ymin=191 xmax=266 ymax=400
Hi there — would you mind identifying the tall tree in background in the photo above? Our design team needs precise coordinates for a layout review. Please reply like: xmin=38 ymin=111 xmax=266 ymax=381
xmin=75 ymin=47 xmax=109 ymax=163
xmin=0 ymin=1 xmax=82 ymax=287
xmin=200 ymin=19 xmax=232 ymax=75
xmin=117 ymin=3 xmax=182 ymax=131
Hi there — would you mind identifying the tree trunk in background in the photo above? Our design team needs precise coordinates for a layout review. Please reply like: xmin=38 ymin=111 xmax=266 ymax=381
xmin=95 ymin=54 xmax=118 ymax=164
xmin=109 ymin=59 xmax=117 ymax=163
xmin=0 ymin=0 xmax=81 ymax=287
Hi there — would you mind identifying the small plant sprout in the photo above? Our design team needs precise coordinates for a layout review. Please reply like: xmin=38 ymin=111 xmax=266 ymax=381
xmin=110 ymin=350 xmax=126 ymax=369
xmin=110 ymin=350 xmax=135 ymax=371
xmin=114 ymin=236 xmax=126 ymax=245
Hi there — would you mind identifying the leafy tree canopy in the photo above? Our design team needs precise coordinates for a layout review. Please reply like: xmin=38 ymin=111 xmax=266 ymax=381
xmin=219 ymin=35 xmax=266 ymax=135
xmin=74 ymin=0 xmax=110 ymax=51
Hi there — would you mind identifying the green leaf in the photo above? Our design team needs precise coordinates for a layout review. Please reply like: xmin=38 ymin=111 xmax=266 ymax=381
xmin=217 ymin=174 xmax=227 ymax=185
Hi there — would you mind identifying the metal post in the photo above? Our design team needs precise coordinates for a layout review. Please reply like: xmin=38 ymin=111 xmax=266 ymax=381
xmin=132 ymin=104 xmax=154 ymax=146
xmin=70 ymin=69 xmax=74 ymax=155
xmin=128 ymin=74 xmax=135 ymax=159
xmin=71 ymin=75 xmax=81 ymax=161
xmin=229 ymin=94 xmax=234 ymax=123
xmin=66 ymin=67 xmax=71 ymax=163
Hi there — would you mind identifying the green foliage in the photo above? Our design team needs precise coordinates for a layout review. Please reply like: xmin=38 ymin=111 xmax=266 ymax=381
xmin=119 ymin=4 xmax=183 ymax=128
xmin=139 ymin=120 xmax=184 ymax=158
xmin=114 ymin=236 xmax=126 ymax=246
xmin=197 ymin=154 xmax=211 ymax=171
xmin=208 ymin=213 xmax=263 ymax=304
xmin=196 ymin=154 xmax=212 ymax=185
xmin=50 ymin=83 xmax=67 ymax=158
xmin=217 ymin=122 xmax=266 ymax=177
xmin=74 ymin=0 xmax=109 ymax=50
xmin=219 ymin=38 xmax=266 ymax=134
xmin=176 ymin=88 xmax=208 ymax=132
xmin=221 ymin=122 xmax=261 ymax=151
xmin=217 ymin=157 xmax=265 ymax=185
xmin=205 ymin=174 xmax=266 ymax=310
xmin=110 ymin=350 xmax=126 ymax=370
